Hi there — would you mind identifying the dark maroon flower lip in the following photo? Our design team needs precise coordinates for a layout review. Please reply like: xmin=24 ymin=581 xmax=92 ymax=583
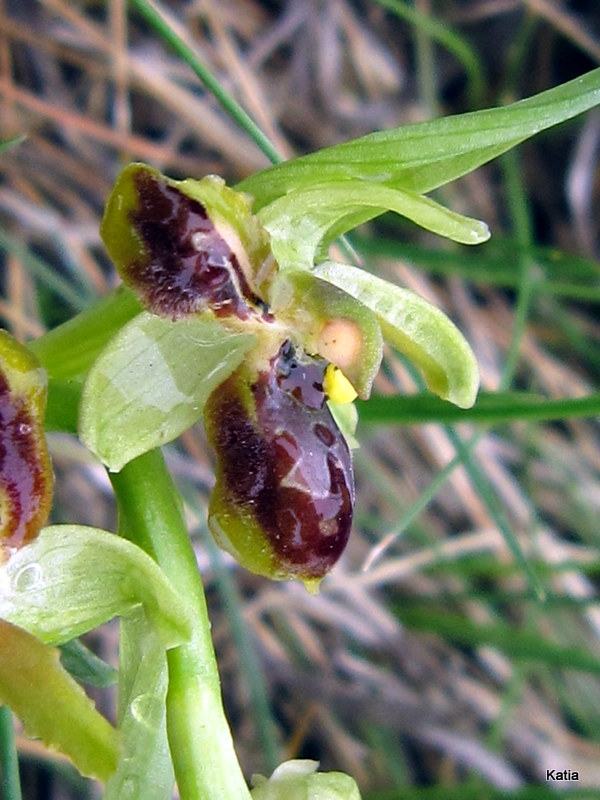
xmin=127 ymin=169 xmax=272 ymax=321
xmin=205 ymin=340 xmax=354 ymax=584
xmin=0 ymin=353 xmax=53 ymax=557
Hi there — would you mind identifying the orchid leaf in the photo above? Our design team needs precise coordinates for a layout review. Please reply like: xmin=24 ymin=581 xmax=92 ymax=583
xmin=0 ymin=525 xmax=192 ymax=648
xmin=80 ymin=311 xmax=255 ymax=471
xmin=239 ymin=68 xmax=600 ymax=206
xmin=0 ymin=619 xmax=118 ymax=781
xmin=259 ymin=180 xmax=489 ymax=271
xmin=314 ymin=261 xmax=479 ymax=408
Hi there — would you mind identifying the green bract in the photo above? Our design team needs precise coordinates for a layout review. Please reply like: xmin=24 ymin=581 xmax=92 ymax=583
xmin=238 ymin=69 xmax=600 ymax=205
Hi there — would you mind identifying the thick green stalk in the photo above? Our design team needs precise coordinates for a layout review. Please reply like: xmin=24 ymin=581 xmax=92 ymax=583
xmin=110 ymin=451 xmax=251 ymax=800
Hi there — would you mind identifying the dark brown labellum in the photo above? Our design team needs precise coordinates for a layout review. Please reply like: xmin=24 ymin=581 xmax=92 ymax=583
xmin=0 ymin=337 xmax=53 ymax=558
xmin=205 ymin=341 xmax=354 ymax=587
xmin=125 ymin=169 xmax=269 ymax=320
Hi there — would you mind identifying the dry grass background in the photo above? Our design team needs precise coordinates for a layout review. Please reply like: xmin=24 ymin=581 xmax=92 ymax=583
xmin=1 ymin=1 xmax=600 ymax=798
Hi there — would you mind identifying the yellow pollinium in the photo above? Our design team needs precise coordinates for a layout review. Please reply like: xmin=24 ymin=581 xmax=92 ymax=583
xmin=324 ymin=364 xmax=358 ymax=404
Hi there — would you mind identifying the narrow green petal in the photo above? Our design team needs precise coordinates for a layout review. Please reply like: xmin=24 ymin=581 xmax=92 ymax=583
xmin=314 ymin=262 xmax=479 ymax=408
xmin=259 ymin=180 xmax=489 ymax=271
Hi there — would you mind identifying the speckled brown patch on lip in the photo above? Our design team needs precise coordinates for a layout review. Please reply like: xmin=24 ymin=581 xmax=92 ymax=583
xmin=127 ymin=169 xmax=269 ymax=320
xmin=205 ymin=341 xmax=354 ymax=579
xmin=0 ymin=371 xmax=52 ymax=553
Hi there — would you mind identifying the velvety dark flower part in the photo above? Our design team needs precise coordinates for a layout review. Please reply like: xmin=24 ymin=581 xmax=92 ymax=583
xmin=128 ymin=170 xmax=268 ymax=319
xmin=0 ymin=372 xmax=51 ymax=553
xmin=205 ymin=341 xmax=354 ymax=581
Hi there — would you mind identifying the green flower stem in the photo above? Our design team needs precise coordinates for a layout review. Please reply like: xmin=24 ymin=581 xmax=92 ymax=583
xmin=0 ymin=706 xmax=22 ymax=800
xmin=29 ymin=286 xmax=141 ymax=380
xmin=109 ymin=450 xmax=251 ymax=800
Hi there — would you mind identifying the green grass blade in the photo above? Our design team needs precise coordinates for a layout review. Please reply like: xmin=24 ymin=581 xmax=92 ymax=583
xmin=359 ymin=390 xmax=600 ymax=425
xmin=395 ymin=606 xmax=600 ymax=675
xmin=371 ymin=0 xmax=485 ymax=108
xmin=0 ymin=135 xmax=26 ymax=155
xmin=128 ymin=0 xmax=280 ymax=164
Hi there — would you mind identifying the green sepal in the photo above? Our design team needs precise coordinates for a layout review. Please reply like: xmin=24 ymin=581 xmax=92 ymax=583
xmin=314 ymin=261 xmax=479 ymax=408
xmin=0 ymin=618 xmax=118 ymax=782
xmin=251 ymin=760 xmax=361 ymax=800
xmin=258 ymin=180 xmax=489 ymax=272
xmin=0 ymin=525 xmax=192 ymax=648
xmin=270 ymin=270 xmax=383 ymax=399
xmin=79 ymin=311 xmax=255 ymax=471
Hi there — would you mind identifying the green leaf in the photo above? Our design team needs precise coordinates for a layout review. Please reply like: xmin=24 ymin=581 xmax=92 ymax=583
xmin=239 ymin=68 xmax=600 ymax=206
xmin=79 ymin=311 xmax=255 ymax=471
xmin=314 ymin=261 xmax=479 ymax=408
xmin=104 ymin=611 xmax=174 ymax=800
xmin=259 ymin=181 xmax=489 ymax=270
xmin=0 ymin=525 xmax=192 ymax=648
xmin=0 ymin=619 xmax=118 ymax=781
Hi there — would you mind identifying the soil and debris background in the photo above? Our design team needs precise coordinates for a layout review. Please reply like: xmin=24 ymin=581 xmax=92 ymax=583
xmin=1 ymin=1 xmax=600 ymax=798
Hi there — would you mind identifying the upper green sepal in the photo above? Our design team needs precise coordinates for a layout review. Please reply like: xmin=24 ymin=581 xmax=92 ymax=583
xmin=79 ymin=312 xmax=255 ymax=471
xmin=314 ymin=261 xmax=479 ymax=408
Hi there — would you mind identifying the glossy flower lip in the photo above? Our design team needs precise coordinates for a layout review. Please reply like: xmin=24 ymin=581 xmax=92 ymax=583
xmin=0 ymin=330 xmax=53 ymax=560
xmin=205 ymin=340 xmax=354 ymax=591
xmin=101 ymin=163 xmax=274 ymax=322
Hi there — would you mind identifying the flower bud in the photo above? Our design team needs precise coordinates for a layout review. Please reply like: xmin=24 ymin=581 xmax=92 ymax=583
xmin=0 ymin=330 xmax=53 ymax=559
xmin=204 ymin=340 xmax=354 ymax=591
